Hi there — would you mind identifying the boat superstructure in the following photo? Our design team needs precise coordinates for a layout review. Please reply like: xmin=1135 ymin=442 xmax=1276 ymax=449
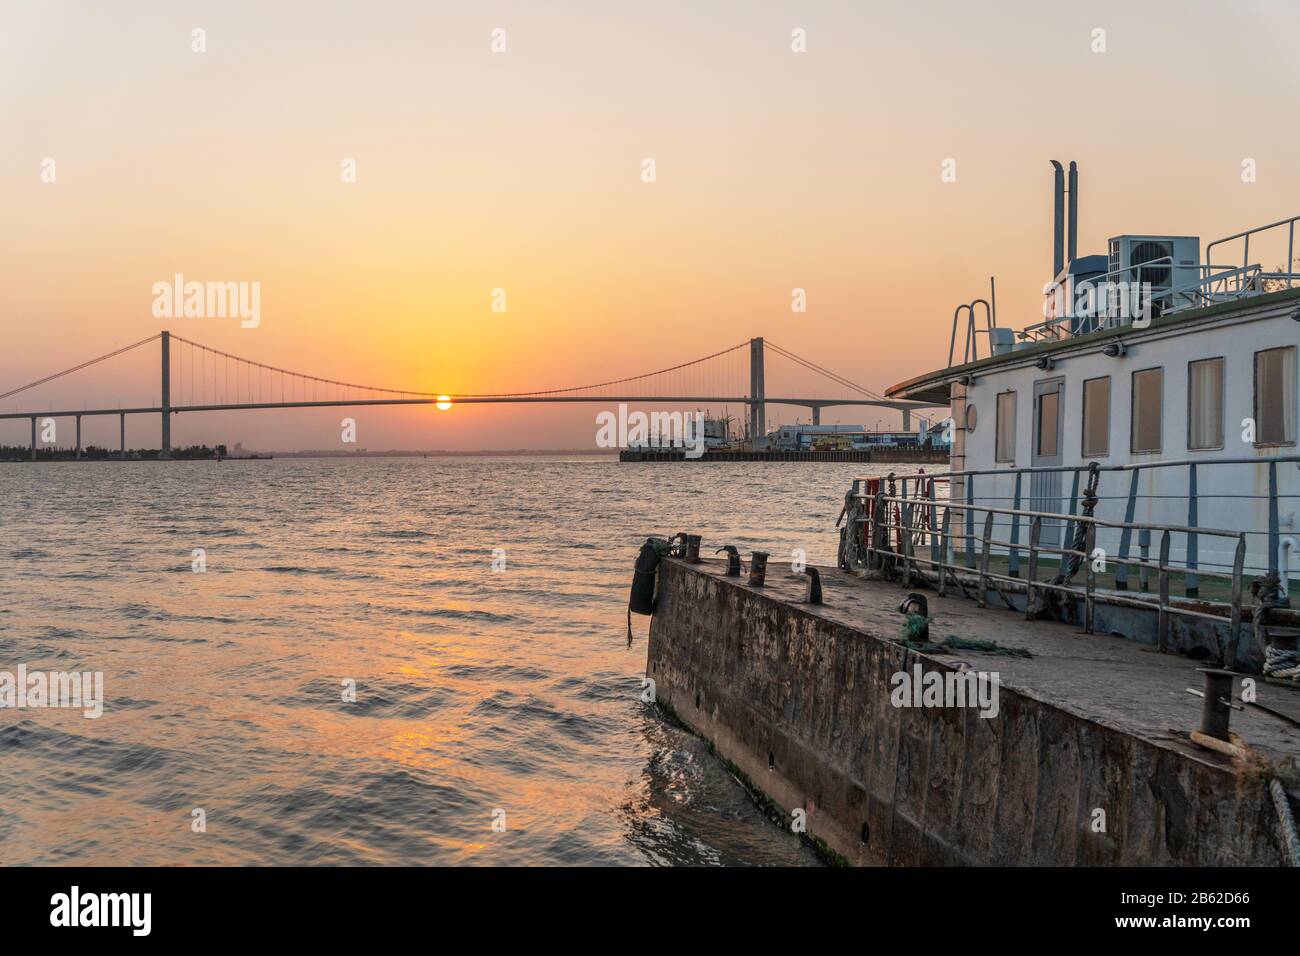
xmin=844 ymin=163 xmax=1300 ymax=676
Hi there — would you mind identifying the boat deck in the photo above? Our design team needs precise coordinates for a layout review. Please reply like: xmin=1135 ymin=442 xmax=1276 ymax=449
xmin=691 ymin=557 xmax=1300 ymax=765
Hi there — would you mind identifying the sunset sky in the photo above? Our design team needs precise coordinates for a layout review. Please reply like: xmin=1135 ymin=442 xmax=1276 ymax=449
xmin=4 ymin=0 xmax=1300 ymax=450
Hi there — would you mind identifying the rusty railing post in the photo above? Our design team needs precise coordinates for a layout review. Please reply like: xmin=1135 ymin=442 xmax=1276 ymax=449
xmin=1025 ymin=516 xmax=1041 ymax=620
xmin=902 ymin=501 xmax=916 ymax=586
xmin=1115 ymin=469 xmax=1140 ymax=590
xmin=937 ymin=505 xmax=951 ymax=598
xmin=1157 ymin=530 xmax=1171 ymax=653
xmin=1008 ymin=471 xmax=1022 ymax=577
xmin=1227 ymin=533 xmax=1246 ymax=670
xmin=1084 ymin=522 xmax=1097 ymax=634
xmin=965 ymin=474 xmax=976 ymax=569
xmin=1138 ymin=528 xmax=1151 ymax=592
xmin=978 ymin=510 xmax=994 ymax=608
xmin=929 ymin=479 xmax=939 ymax=566
xmin=1186 ymin=462 xmax=1200 ymax=598
xmin=1062 ymin=467 xmax=1081 ymax=573
xmin=870 ymin=491 xmax=888 ymax=569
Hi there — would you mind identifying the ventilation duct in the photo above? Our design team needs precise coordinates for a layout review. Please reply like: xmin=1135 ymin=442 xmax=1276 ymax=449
xmin=1051 ymin=161 xmax=1065 ymax=277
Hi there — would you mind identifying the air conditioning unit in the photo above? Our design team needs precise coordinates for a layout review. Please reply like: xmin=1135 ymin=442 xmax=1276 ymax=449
xmin=1107 ymin=235 xmax=1201 ymax=317
xmin=989 ymin=327 xmax=1016 ymax=355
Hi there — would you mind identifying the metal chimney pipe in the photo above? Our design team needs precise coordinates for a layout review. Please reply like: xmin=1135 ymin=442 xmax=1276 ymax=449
xmin=1050 ymin=161 xmax=1065 ymax=278
xmin=1068 ymin=161 xmax=1078 ymax=264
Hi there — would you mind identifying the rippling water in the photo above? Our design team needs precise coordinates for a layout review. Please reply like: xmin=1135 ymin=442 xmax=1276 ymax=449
xmin=0 ymin=457 xmax=918 ymax=866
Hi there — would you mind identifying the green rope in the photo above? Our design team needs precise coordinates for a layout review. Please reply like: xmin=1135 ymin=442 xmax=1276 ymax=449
xmin=900 ymin=613 xmax=930 ymax=642
xmin=894 ymin=631 xmax=1033 ymax=658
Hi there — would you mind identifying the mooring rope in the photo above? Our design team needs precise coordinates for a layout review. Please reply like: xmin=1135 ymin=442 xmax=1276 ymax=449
xmin=1264 ymin=646 xmax=1300 ymax=681
xmin=1026 ymin=461 xmax=1102 ymax=620
xmin=1270 ymin=779 xmax=1300 ymax=866
xmin=837 ymin=489 xmax=867 ymax=570
xmin=1252 ymin=570 xmax=1300 ymax=681
xmin=1051 ymin=461 xmax=1101 ymax=587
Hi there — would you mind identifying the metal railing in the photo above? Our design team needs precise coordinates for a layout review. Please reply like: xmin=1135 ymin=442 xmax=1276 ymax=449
xmin=853 ymin=456 xmax=1300 ymax=593
xmin=1018 ymin=257 xmax=1281 ymax=341
xmin=947 ymin=298 xmax=995 ymax=367
xmin=988 ymin=216 xmax=1300 ymax=349
xmin=849 ymin=474 xmax=1251 ymax=665
xmin=1206 ymin=215 xmax=1300 ymax=292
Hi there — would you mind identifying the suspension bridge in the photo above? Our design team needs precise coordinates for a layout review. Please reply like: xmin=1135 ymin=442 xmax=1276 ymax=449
xmin=0 ymin=332 xmax=942 ymax=458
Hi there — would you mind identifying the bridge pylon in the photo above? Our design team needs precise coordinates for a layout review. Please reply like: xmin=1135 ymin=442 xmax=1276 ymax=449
xmin=160 ymin=330 xmax=171 ymax=459
xmin=748 ymin=337 xmax=765 ymax=445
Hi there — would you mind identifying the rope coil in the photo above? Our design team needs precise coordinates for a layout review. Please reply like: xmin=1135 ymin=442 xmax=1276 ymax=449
xmin=1264 ymin=645 xmax=1300 ymax=681
xmin=1270 ymin=779 xmax=1300 ymax=867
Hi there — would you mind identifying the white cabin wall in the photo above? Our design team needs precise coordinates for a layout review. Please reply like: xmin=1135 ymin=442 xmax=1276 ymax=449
xmin=956 ymin=305 xmax=1300 ymax=575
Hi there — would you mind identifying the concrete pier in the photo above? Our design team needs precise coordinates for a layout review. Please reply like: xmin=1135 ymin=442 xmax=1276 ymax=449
xmin=646 ymin=557 xmax=1300 ymax=865
xmin=619 ymin=448 xmax=948 ymax=463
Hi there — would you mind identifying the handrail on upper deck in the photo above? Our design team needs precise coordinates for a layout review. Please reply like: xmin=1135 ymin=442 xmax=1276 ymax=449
xmin=848 ymin=455 xmax=1300 ymax=602
xmin=851 ymin=486 xmax=1251 ymax=665
xmin=853 ymin=453 xmax=1300 ymax=485
xmin=999 ymin=216 xmax=1300 ymax=345
xmin=1206 ymin=214 xmax=1300 ymax=284
xmin=947 ymin=298 xmax=994 ymax=367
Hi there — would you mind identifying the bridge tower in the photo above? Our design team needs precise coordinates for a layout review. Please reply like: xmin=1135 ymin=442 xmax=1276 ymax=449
xmin=748 ymin=337 xmax=765 ymax=445
xmin=160 ymin=330 xmax=171 ymax=459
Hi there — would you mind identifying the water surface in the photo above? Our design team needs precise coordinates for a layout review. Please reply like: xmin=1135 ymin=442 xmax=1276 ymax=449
xmin=0 ymin=457 xmax=920 ymax=865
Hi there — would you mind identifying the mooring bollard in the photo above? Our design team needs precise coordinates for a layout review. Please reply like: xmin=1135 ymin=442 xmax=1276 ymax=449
xmin=685 ymin=534 xmax=702 ymax=563
xmin=804 ymin=567 xmax=823 ymax=604
xmin=749 ymin=551 xmax=769 ymax=587
xmin=898 ymin=592 xmax=930 ymax=642
xmin=1198 ymin=668 xmax=1236 ymax=741
xmin=671 ymin=532 xmax=690 ymax=558
xmin=716 ymin=545 xmax=741 ymax=576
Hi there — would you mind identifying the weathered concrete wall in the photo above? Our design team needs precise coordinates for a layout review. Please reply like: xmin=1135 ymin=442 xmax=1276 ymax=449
xmin=646 ymin=559 xmax=1291 ymax=866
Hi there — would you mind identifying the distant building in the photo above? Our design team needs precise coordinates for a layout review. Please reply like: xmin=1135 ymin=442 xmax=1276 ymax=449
xmin=768 ymin=423 xmax=948 ymax=452
xmin=703 ymin=414 xmax=735 ymax=450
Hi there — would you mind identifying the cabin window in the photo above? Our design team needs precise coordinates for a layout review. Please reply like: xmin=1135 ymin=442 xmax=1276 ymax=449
xmin=1036 ymin=389 xmax=1059 ymax=457
xmin=1130 ymin=367 xmax=1163 ymax=453
xmin=1188 ymin=358 xmax=1224 ymax=450
xmin=995 ymin=391 xmax=1016 ymax=462
xmin=1255 ymin=346 xmax=1296 ymax=445
xmin=1081 ymin=376 xmax=1110 ymax=457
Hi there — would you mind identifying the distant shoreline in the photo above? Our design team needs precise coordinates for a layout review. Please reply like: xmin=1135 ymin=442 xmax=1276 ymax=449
xmin=268 ymin=449 xmax=622 ymax=458
xmin=2 ymin=448 xmax=623 ymax=462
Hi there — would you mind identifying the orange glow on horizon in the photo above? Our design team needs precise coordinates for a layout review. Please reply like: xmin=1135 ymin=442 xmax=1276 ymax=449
xmin=4 ymin=3 xmax=1300 ymax=451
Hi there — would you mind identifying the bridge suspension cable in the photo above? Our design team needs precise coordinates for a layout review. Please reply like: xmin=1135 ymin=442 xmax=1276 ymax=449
xmin=0 ymin=333 xmax=160 ymax=403
xmin=1 ymin=330 xmax=932 ymax=425
xmin=167 ymin=333 xmax=753 ymax=405
xmin=763 ymin=339 xmax=935 ymax=424
xmin=452 ymin=340 xmax=751 ymax=398
xmin=169 ymin=333 xmax=439 ymax=402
